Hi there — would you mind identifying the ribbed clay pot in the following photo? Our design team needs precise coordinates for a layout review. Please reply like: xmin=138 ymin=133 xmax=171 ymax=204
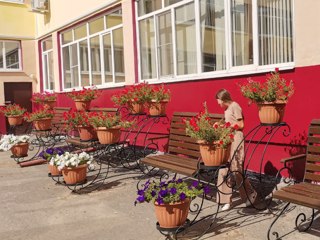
xmin=199 ymin=142 xmax=230 ymax=166
xmin=154 ymin=199 xmax=190 ymax=228
xmin=129 ymin=102 xmax=144 ymax=114
xmin=7 ymin=115 xmax=23 ymax=126
xmin=33 ymin=118 xmax=52 ymax=131
xmin=48 ymin=164 xmax=62 ymax=176
xmin=96 ymin=127 xmax=121 ymax=144
xmin=11 ymin=143 xmax=29 ymax=157
xmin=43 ymin=100 xmax=56 ymax=109
xmin=148 ymin=101 xmax=168 ymax=116
xmin=62 ymin=164 xmax=87 ymax=185
xmin=74 ymin=100 xmax=91 ymax=111
xmin=257 ymin=102 xmax=286 ymax=124
xmin=77 ymin=126 xmax=97 ymax=141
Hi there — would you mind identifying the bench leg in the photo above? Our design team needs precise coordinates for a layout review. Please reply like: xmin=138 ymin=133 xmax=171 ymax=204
xmin=295 ymin=208 xmax=315 ymax=232
xmin=267 ymin=202 xmax=290 ymax=240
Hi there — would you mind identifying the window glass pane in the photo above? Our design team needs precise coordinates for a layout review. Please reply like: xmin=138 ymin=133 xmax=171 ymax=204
xmin=48 ymin=51 xmax=54 ymax=90
xmin=113 ymin=28 xmax=125 ymax=83
xmin=138 ymin=0 xmax=162 ymax=16
xmin=139 ymin=17 xmax=157 ymax=80
xmin=258 ymin=0 xmax=293 ymax=65
xmin=102 ymin=34 xmax=113 ymax=83
xmin=79 ymin=40 xmax=90 ymax=87
xmin=106 ymin=9 xmax=123 ymax=28
xmin=74 ymin=24 xmax=87 ymax=40
xmin=175 ymin=3 xmax=197 ymax=75
xmin=5 ymin=42 xmax=20 ymax=69
xmin=43 ymin=54 xmax=49 ymax=90
xmin=43 ymin=37 xmax=53 ymax=51
xmin=200 ymin=0 xmax=226 ymax=72
xmin=0 ymin=42 xmax=3 ymax=68
xmin=158 ymin=12 xmax=173 ymax=77
xmin=63 ymin=44 xmax=79 ymax=88
xmin=231 ymin=0 xmax=253 ymax=66
xmin=164 ymin=0 xmax=182 ymax=7
xmin=62 ymin=30 xmax=73 ymax=44
xmin=90 ymin=36 xmax=102 ymax=86
xmin=89 ymin=17 xmax=105 ymax=35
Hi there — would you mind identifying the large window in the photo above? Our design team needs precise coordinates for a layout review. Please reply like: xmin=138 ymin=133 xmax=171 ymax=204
xmin=41 ymin=37 xmax=54 ymax=91
xmin=60 ymin=9 xmax=125 ymax=90
xmin=137 ymin=0 xmax=294 ymax=81
xmin=0 ymin=40 xmax=21 ymax=71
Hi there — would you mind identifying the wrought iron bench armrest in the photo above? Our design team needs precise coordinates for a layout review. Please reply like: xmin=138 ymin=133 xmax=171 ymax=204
xmin=280 ymin=154 xmax=306 ymax=166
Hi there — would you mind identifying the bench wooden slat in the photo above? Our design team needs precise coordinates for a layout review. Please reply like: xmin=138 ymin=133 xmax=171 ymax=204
xmin=168 ymin=146 xmax=200 ymax=158
xmin=305 ymin=163 xmax=320 ymax=172
xmin=170 ymin=128 xmax=187 ymax=136
xmin=169 ymin=140 xmax=199 ymax=151
xmin=273 ymin=188 xmax=320 ymax=210
xmin=304 ymin=172 xmax=320 ymax=182
xmin=309 ymin=126 xmax=320 ymax=134
xmin=307 ymin=145 xmax=320 ymax=154
xmin=152 ymin=154 xmax=199 ymax=166
xmin=170 ymin=134 xmax=197 ymax=144
xmin=146 ymin=156 xmax=197 ymax=171
xmin=307 ymin=136 xmax=320 ymax=144
xmin=306 ymin=154 xmax=320 ymax=162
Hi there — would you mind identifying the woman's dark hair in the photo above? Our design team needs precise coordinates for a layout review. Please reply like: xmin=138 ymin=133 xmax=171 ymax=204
xmin=215 ymin=89 xmax=232 ymax=102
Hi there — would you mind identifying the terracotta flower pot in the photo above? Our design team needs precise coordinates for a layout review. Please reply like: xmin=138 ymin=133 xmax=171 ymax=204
xmin=257 ymin=102 xmax=286 ymax=124
xmin=48 ymin=164 xmax=61 ymax=176
xmin=43 ymin=100 xmax=56 ymax=109
xmin=199 ymin=142 xmax=230 ymax=166
xmin=7 ymin=115 xmax=23 ymax=126
xmin=154 ymin=199 xmax=190 ymax=228
xmin=11 ymin=142 xmax=29 ymax=157
xmin=95 ymin=127 xmax=121 ymax=144
xmin=148 ymin=100 xmax=168 ymax=116
xmin=62 ymin=164 xmax=87 ymax=185
xmin=33 ymin=118 xmax=52 ymax=131
xmin=77 ymin=126 xmax=97 ymax=141
xmin=129 ymin=102 xmax=144 ymax=114
xmin=74 ymin=100 xmax=91 ymax=111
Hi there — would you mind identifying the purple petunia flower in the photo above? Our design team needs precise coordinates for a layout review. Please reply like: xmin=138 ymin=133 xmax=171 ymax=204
xmin=159 ymin=189 xmax=168 ymax=197
xmin=137 ymin=190 xmax=144 ymax=196
xmin=177 ymin=179 xmax=183 ymax=183
xmin=156 ymin=197 xmax=164 ymax=205
xmin=204 ymin=185 xmax=211 ymax=194
xmin=137 ymin=195 xmax=145 ymax=203
xmin=46 ymin=148 xmax=54 ymax=155
xmin=170 ymin=187 xmax=177 ymax=195
xmin=179 ymin=193 xmax=186 ymax=201
xmin=192 ymin=181 xmax=199 ymax=187
xmin=151 ymin=191 xmax=156 ymax=197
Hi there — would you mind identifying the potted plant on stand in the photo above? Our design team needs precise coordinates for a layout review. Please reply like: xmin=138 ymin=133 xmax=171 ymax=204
xmin=52 ymin=152 xmax=94 ymax=185
xmin=67 ymin=87 xmax=101 ymax=111
xmin=112 ymin=83 xmax=152 ymax=114
xmin=63 ymin=111 xmax=97 ymax=141
xmin=185 ymin=104 xmax=235 ymax=166
xmin=39 ymin=147 xmax=65 ymax=176
xmin=239 ymin=68 xmax=294 ymax=124
xmin=24 ymin=106 xmax=55 ymax=131
xmin=135 ymin=178 xmax=206 ymax=229
xmin=31 ymin=92 xmax=57 ymax=109
xmin=0 ymin=134 xmax=30 ymax=157
xmin=147 ymin=84 xmax=171 ymax=116
xmin=0 ymin=104 xmax=27 ymax=126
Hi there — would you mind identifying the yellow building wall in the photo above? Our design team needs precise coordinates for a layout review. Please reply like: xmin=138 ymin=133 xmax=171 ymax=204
xmin=0 ymin=1 xmax=36 ymax=38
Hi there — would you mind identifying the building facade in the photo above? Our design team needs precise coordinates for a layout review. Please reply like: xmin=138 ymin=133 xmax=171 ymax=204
xmin=1 ymin=0 xmax=320 ymax=176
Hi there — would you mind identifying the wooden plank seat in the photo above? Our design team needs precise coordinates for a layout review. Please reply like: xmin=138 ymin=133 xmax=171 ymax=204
xmin=140 ymin=112 xmax=224 ymax=177
xmin=268 ymin=119 xmax=320 ymax=238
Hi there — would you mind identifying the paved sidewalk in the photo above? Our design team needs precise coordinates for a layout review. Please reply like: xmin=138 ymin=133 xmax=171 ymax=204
xmin=0 ymin=150 xmax=319 ymax=240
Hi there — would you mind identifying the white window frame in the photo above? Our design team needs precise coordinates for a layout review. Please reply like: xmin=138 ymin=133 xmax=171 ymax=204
xmin=41 ymin=38 xmax=54 ymax=91
xmin=0 ymin=40 xmax=22 ymax=72
xmin=60 ymin=10 xmax=125 ymax=91
xmin=136 ymin=0 xmax=295 ymax=84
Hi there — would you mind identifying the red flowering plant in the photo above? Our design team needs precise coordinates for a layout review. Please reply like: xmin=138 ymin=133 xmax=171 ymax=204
xmin=185 ymin=103 xmax=236 ymax=148
xmin=63 ymin=111 xmax=91 ymax=129
xmin=150 ymin=84 xmax=171 ymax=103
xmin=111 ymin=83 xmax=153 ymax=106
xmin=239 ymin=68 xmax=294 ymax=104
xmin=0 ymin=104 xmax=26 ymax=117
xmin=31 ymin=92 xmax=57 ymax=103
xmin=88 ymin=112 xmax=135 ymax=129
xmin=24 ymin=106 xmax=54 ymax=122
xmin=67 ymin=86 xmax=101 ymax=101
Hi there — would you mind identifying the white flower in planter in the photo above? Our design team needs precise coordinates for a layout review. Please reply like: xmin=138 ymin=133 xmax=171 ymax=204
xmin=0 ymin=134 xmax=30 ymax=151
xmin=51 ymin=152 xmax=94 ymax=171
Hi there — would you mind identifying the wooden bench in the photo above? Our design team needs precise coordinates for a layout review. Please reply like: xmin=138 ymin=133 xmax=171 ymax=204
xmin=268 ymin=119 xmax=320 ymax=239
xmin=140 ymin=112 xmax=224 ymax=177
xmin=52 ymin=107 xmax=72 ymax=133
